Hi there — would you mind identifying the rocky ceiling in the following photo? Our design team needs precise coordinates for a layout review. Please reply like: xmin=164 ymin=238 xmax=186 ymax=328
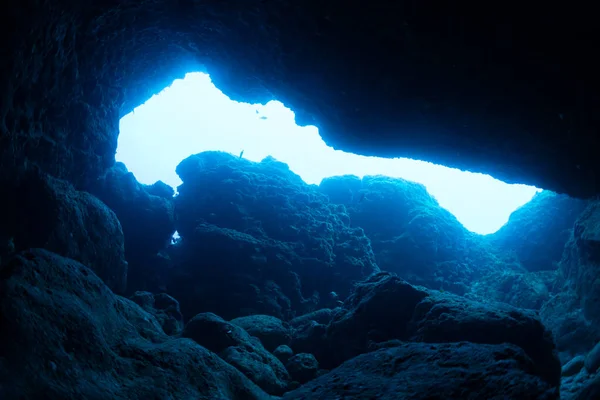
xmin=1 ymin=0 xmax=599 ymax=197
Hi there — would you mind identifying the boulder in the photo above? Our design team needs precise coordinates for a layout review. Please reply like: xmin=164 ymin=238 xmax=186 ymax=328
xmin=0 ymin=249 xmax=270 ymax=400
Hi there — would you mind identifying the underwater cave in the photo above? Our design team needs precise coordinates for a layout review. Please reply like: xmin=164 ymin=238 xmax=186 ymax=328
xmin=2 ymin=1 xmax=600 ymax=399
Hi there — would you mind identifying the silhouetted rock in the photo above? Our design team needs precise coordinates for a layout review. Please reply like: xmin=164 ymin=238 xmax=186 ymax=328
xmin=182 ymin=312 xmax=291 ymax=395
xmin=0 ymin=249 xmax=270 ymax=400
xmin=282 ymin=341 xmax=559 ymax=399
xmin=319 ymin=175 xmax=498 ymax=292
xmin=0 ymin=167 xmax=127 ymax=292
xmin=488 ymin=190 xmax=587 ymax=272
xmin=89 ymin=162 xmax=176 ymax=293
xmin=170 ymin=152 xmax=379 ymax=320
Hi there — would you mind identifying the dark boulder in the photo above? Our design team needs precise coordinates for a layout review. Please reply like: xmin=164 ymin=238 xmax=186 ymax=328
xmin=182 ymin=312 xmax=291 ymax=395
xmin=88 ymin=162 xmax=176 ymax=293
xmin=282 ymin=341 xmax=559 ymax=399
xmin=0 ymin=249 xmax=270 ymax=400
xmin=170 ymin=152 xmax=379 ymax=320
xmin=0 ymin=167 xmax=127 ymax=292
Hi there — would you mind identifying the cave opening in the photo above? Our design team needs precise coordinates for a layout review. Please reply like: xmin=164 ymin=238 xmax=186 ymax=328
xmin=117 ymin=72 xmax=541 ymax=235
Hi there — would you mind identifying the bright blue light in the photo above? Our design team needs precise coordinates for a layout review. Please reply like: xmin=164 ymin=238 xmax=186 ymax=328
xmin=117 ymin=72 xmax=541 ymax=235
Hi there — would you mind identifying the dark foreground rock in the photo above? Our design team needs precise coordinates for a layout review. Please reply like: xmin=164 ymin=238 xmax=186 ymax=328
xmin=182 ymin=312 xmax=291 ymax=395
xmin=0 ymin=249 xmax=271 ymax=400
xmin=89 ymin=162 xmax=176 ymax=293
xmin=323 ymin=272 xmax=561 ymax=389
xmin=0 ymin=167 xmax=128 ymax=293
xmin=282 ymin=341 xmax=559 ymax=399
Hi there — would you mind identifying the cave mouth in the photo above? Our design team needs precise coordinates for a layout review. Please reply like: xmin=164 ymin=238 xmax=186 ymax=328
xmin=117 ymin=72 xmax=541 ymax=235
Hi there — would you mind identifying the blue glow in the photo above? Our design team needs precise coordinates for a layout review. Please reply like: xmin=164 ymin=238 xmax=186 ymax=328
xmin=117 ymin=72 xmax=541 ymax=235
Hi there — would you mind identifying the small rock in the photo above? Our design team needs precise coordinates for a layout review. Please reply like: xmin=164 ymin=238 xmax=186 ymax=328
xmin=273 ymin=345 xmax=294 ymax=364
xmin=585 ymin=342 xmax=600 ymax=373
xmin=563 ymin=355 xmax=586 ymax=377
xmin=286 ymin=353 xmax=319 ymax=384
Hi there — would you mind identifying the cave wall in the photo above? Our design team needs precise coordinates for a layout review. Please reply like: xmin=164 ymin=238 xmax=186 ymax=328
xmin=2 ymin=0 xmax=599 ymax=196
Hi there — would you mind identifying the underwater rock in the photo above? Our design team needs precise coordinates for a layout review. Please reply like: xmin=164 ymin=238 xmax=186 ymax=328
xmin=289 ymin=307 xmax=339 ymax=328
xmin=325 ymin=272 xmax=561 ymax=388
xmin=562 ymin=355 xmax=586 ymax=377
xmin=129 ymin=291 xmax=184 ymax=335
xmin=0 ymin=249 xmax=270 ymax=400
xmin=230 ymin=314 xmax=292 ymax=352
xmin=285 ymin=353 xmax=319 ymax=384
xmin=170 ymin=151 xmax=379 ymax=319
xmin=466 ymin=269 xmax=554 ymax=310
xmin=282 ymin=341 xmax=559 ymax=399
xmin=0 ymin=167 xmax=127 ymax=292
xmin=541 ymin=201 xmax=600 ymax=356
xmin=585 ymin=341 xmax=600 ymax=373
xmin=539 ymin=290 xmax=599 ymax=355
xmin=488 ymin=190 xmax=587 ymax=272
xmin=319 ymin=175 xmax=497 ymax=292
xmin=182 ymin=312 xmax=291 ymax=395
xmin=273 ymin=345 xmax=294 ymax=364
xmin=89 ymin=162 xmax=176 ymax=293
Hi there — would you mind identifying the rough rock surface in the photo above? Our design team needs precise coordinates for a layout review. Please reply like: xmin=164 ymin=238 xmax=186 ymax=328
xmin=324 ymin=272 xmax=561 ymax=388
xmin=2 ymin=1 xmax=599 ymax=198
xmin=488 ymin=191 xmax=587 ymax=272
xmin=282 ymin=341 xmax=559 ymax=399
xmin=129 ymin=291 xmax=184 ymax=335
xmin=169 ymin=152 xmax=379 ymax=320
xmin=540 ymin=201 xmax=600 ymax=355
xmin=89 ymin=162 xmax=176 ymax=293
xmin=466 ymin=269 xmax=554 ymax=310
xmin=182 ymin=312 xmax=291 ymax=395
xmin=0 ymin=249 xmax=270 ymax=400
xmin=0 ymin=167 xmax=127 ymax=292
xmin=285 ymin=353 xmax=319 ymax=384
xmin=230 ymin=314 xmax=292 ymax=352
xmin=319 ymin=174 xmax=499 ymax=292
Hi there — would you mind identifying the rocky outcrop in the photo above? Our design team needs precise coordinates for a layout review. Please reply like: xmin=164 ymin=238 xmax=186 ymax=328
xmin=169 ymin=152 xmax=379 ymax=320
xmin=466 ymin=269 xmax=555 ymax=310
xmin=282 ymin=341 xmax=559 ymax=399
xmin=129 ymin=291 xmax=184 ymax=335
xmin=322 ymin=272 xmax=560 ymax=388
xmin=89 ymin=162 xmax=176 ymax=293
xmin=488 ymin=190 xmax=587 ymax=272
xmin=0 ymin=167 xmax=127 ymax=292
xmin=2 ymin=1 xmax=598 ymax=200
xmin=319 ymin=174 xmax=499 ymax=292
xmin=0 ymin=249 xmax=270 ymax=400
xmin=182 ymin=312 xmax=291 ymax=395
xmin=540 ymin=201 xmax=600 ymax=355
xmin=230 ymin=314 xmax=292 ymax=352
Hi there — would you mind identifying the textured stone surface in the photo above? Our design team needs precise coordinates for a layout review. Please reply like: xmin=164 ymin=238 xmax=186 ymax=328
xmin=282 ymin=342 xmax=559 ymax=399
xmin=1 ymin=0 xmax=599 ymax=198
xmin=182 ymin=312 xmax=291 ymax=395
xmin=0 ymin=249 xmax=270 ymax=400
xmin=488 ymin=191 xmax=587 ymax=272
xmin=0 ymin=167 xmax=128 ymax=292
